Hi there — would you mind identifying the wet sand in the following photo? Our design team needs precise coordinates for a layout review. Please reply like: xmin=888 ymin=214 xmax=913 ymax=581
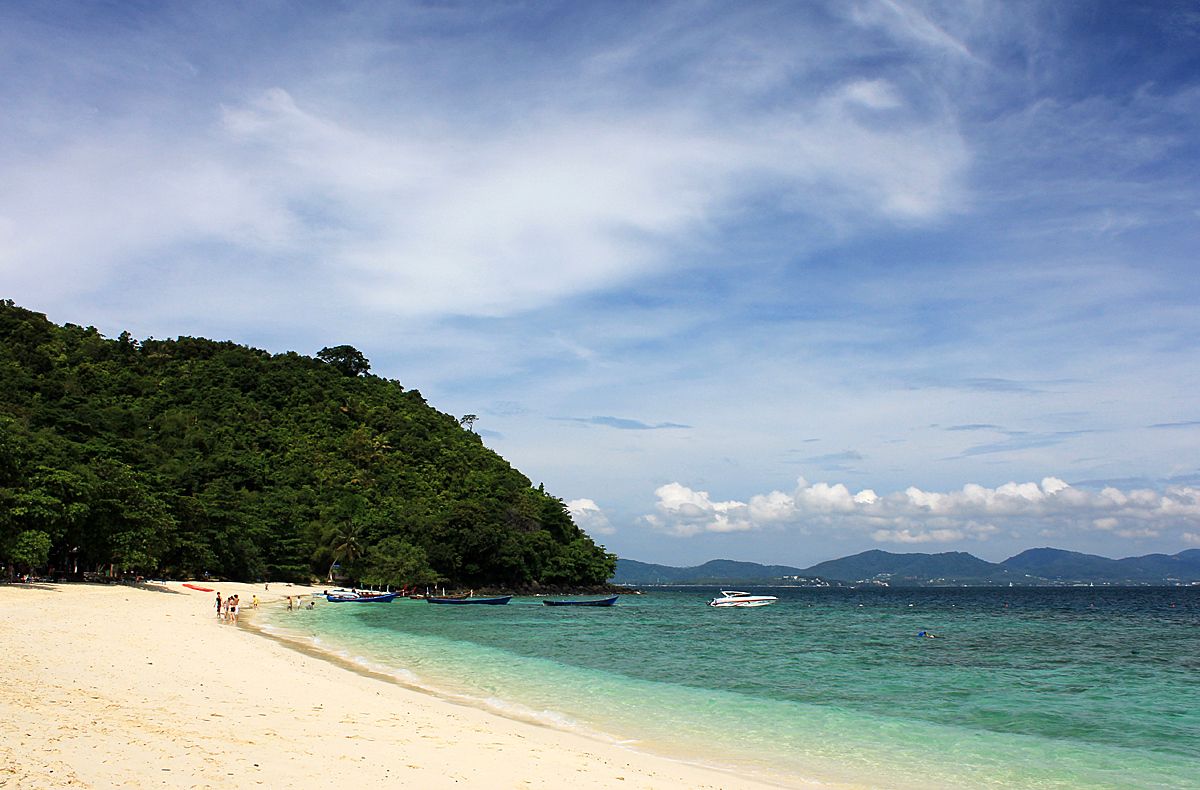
xmin=0 ymin=581 xmax=806 ymax=789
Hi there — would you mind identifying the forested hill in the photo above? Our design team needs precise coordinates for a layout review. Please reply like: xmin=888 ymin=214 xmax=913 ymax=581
xmin=614 ymin=548 xmax=1200 ymax=586
xmin=0 ymin=301 xmax=615 ymax=588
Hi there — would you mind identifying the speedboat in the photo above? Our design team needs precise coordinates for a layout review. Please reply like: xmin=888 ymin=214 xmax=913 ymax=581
xmin=708 ymin=590 xmax=778 ymax=607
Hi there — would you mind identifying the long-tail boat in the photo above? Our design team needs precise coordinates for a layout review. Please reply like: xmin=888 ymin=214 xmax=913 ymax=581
xmin=426 ymin=594 xmax=513 ymax=605
xmin=542 ymin=596 xmax=618 ymax=607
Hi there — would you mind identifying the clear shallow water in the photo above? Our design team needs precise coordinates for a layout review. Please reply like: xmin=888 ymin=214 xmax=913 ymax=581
xmin=261 ymin=587 xmax=1200 ymax=790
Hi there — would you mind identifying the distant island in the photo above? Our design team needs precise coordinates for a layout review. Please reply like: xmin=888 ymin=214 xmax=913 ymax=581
xmin=613 ymin=547 xmax=1200 ymax=587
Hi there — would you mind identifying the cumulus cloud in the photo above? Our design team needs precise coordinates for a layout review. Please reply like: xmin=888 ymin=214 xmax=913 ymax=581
xmin=567 ymin=498 xmax=615 ymax=536
xmin=643 ymin=477 xmax=1200 ymax=546
xmin=641 ymin=482 xmax=754 ymax=537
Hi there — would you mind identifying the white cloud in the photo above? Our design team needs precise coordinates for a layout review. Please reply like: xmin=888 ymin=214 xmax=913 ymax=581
xmin=200 ymin=79 xmax=965 ymax=318
xmin=1 ymin=3 xmax=971 ymax=325
xmin=851 ymin=0 xmax=978 ymax=61
xmin=643 ymin=477 xmax=1200 ymax=547
xmin=643 ymin=482 xmax=754 ymax=537
xmin=566 ymin=498 xmax=615 ymax=536
xmin=871 ymin=527 xmax=965 ymax=543
xmin=843 ymin=79 xmax=904 ymax=110
xmin=1114 ymin=527 xmax=1160 ymax=540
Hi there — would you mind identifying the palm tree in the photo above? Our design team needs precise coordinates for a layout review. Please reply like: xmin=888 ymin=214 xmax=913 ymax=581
xmin=325 ymin=521 xmax=366 ymax=582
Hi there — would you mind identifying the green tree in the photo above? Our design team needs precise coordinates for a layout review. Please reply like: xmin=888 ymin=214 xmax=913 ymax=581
xmin=317 ymin=346 xmax=370 ymax=377
xmin=359 ymin=537 xmax=437 ymax=588
xmin=322 ymin=521 xmax=366 ymax=581
xmin=85 ymin=460 xmax=174 ymax=572
xmin=11 ymin=530 xmax=51 ymax=573
xmin=542 ymin=537 xmax=617 ymax=585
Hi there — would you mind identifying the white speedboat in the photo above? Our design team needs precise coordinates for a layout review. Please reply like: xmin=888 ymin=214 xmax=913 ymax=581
xmin=708 ymin=590 xmax=778 ymax=607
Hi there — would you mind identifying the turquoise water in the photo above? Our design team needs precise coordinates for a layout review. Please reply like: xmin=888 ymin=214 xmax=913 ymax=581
xmin=260 ymin=587 xmax=1200 ymax=789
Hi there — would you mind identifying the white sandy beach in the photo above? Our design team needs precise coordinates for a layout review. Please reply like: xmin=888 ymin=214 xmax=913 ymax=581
xmin=0 ymin=582 xmax=809 ymax=790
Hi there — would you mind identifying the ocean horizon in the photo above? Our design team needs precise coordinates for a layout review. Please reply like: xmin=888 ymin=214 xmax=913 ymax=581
xmin=259 ymin=586 xmax=1200 ymax=790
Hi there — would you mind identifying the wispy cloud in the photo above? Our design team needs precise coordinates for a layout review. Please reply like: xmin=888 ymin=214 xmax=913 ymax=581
xmin=792 ymin=450 xmax=866 ymax=472
xmin=805 ymin=451 xmax=865 ymax=464
xmin=956 ymin=435 xmax=1065 ymax=457
xmin=560 ymin=416 xmax=691 ymax=431
xmin=919 ymin=378 xmax=1057 ymax=394
xmin=0 ymin=1 xmax=971 ymax=331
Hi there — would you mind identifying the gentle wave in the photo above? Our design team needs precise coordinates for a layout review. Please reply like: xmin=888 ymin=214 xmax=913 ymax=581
xmin=257 ymin=588 xmax=1200 ymax=790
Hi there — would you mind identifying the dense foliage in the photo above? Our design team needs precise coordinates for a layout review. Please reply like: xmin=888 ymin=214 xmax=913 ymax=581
xmin=0 ymin=301 xmax=615 ymax=587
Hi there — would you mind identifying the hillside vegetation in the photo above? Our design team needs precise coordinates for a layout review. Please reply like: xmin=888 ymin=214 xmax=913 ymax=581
xmin=0 ymin=301 xmax=615 ymax=587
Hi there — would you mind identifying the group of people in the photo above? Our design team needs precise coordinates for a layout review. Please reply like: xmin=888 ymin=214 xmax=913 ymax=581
xmin=214 ymin=589 xmax=312 ymax=621
xmin=285 ymin=595 xmax=315 ymax=611
xmin=215 ymin=592 xmax=245 ymax=623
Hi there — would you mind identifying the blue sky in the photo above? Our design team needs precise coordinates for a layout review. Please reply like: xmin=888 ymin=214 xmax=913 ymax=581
xmin=3 ymin=0 xmax=1200 ymax=567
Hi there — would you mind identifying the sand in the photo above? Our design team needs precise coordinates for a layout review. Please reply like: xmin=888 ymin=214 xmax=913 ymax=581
xmin=0 ymin=581 xmax=808 ymax=790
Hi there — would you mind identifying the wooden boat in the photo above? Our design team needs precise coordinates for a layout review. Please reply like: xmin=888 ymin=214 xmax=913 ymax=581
xmin=542 ymin=596 xmax=618 ymax=607
xmin=324 ymin=589 xmax=360 ymax=600
xmin=325 ymin=591 xmax=400 ymax=603
xmin=426 ymin=594 xmax=513 ymax=605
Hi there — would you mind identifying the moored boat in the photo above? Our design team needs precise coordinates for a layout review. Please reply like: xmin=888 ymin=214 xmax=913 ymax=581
xmin=324 ymin=590 xmax=400 ymax=603
xmin=542 ymin=596 xmax=618 ymax=607
xmin=708 ymin=590 xmax=778 ymax=607
xmin=427 ymin=594 xmax=513 ymax=605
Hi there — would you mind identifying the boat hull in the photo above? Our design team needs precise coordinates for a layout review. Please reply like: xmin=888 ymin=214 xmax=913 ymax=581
xmin=427 ymin=595 xmax=513 ymax=605
xmin=708 ymin=590 xmax=778 ymax=607
xmin=543 ymin=596 xmax=618 ymax=607
xmin=709 ymin=598 xmax=776 ymax=607
xmin=325 ymin=591 xmax=400 ymax=603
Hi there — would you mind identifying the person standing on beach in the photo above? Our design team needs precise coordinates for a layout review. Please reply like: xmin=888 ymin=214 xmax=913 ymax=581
xmin=229 ymin=595 xmax=239 ymax=624
xmin=216 ymin=592 xmax=222 ymax=618
xmin=252 ymin=594 xmax=258 ymax=610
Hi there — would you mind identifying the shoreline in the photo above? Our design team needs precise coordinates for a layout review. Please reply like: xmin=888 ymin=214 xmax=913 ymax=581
xmin=1 ymin=581 xmax=814 ymax=790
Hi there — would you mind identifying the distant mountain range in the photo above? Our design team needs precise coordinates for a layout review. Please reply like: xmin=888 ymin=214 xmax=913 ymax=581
xmin=612 ymin=548 xmax=1200 ymax=587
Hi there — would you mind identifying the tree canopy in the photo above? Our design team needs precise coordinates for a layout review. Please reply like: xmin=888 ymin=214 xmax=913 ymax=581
xmin=317 ymin=345 xmax=371 ymax=377
xmin=0 ymin=300 xmax=615 ymax=587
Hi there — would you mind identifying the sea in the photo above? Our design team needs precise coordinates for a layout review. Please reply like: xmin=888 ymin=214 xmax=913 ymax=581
xmin=258 ymin=586 xmax=1200 ymax=790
